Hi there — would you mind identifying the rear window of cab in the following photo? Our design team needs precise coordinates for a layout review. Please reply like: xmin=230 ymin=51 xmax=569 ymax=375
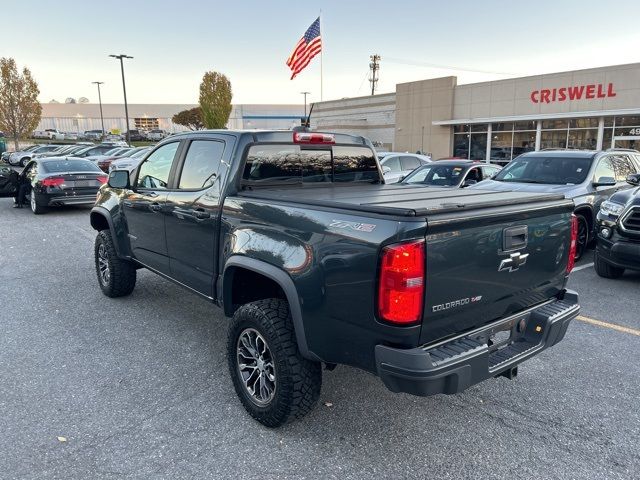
xmin=242 ymin=145 xmax=380 ymax=184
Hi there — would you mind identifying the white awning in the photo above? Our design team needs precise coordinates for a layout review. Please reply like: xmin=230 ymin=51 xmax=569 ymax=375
xmin=432 ymin=108 xmax=640 ymax=126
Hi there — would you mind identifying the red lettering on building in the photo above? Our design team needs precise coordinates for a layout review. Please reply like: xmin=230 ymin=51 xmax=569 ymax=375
xmin=530 ymin=83 xmax=616 ymax=104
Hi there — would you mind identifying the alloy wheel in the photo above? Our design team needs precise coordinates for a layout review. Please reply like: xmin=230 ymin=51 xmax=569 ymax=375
xmin=97 ymin=243 xmax=110 ymax=285
xmin=236 ymin=328 xmax=277 ymax=406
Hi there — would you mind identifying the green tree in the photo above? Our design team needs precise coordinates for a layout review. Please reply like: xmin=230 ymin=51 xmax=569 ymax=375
xmin=0 ymin=58 xmax=42 ymax=150
xmin=199 ymin=71 xmax=232 ymax=129
xmin=172 ymin=107 xmax=204 ymax=130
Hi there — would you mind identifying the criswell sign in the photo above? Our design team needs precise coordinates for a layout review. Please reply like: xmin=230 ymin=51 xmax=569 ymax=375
xmin=530 ymin=83 xmax=616 ymax=104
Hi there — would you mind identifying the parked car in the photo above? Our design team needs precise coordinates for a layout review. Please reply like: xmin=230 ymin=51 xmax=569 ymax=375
xmin=87 ymin=147 xmax=135 ymax=172
xmin=593 ymin=173 xmax=640 ymax=278
xmin=84 ymin=130 xmax=105 ymax=141
xmin=379 ymin=153 xmax=431 ymax=183
xmin=33 ymin=129 xmax=65 ymax=140
xmin=146 ymin=129 xmax=168 ymax=141
xmin=64 ymin=132 xmax=79 ymax=141
xmin=8 ymin=144 xmax=60 ymax=166
xmin=125 ymin=129 xmax=147 ymax=142
xmin=470 ymin=150 xmax=640 ymax=260
xmin=401 ymin=160 xmax=501 ymax=188
xmin=89 ymin=129 xmax=580 ymax=427
xmin=108 ymin=147 xmax=152 ymax=172
xmin=73 ymin=144 xmax=125 ymax=158
xmin=0 ymin=157 xmax=107 ymax=214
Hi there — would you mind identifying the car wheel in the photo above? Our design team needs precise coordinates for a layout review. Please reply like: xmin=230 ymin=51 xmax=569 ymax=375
xmin=574 ymin=214 xmax=589 ymax=261
xmin=30 ymin=191 xmax=47 ymax=215
xmin=594 ymin=249 xmax=624 ymax=279
xmin=227 ymin=298 xmax=322 ymax=428
xmin=94 ymin=230 xmax=137 ymax=297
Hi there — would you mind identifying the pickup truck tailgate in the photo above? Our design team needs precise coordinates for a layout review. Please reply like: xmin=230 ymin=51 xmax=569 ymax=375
xmin=420 ymin=198 xmax=574 ymax=344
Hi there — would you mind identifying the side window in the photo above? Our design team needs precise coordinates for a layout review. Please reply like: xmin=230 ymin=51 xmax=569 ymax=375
xmin=382 ymin=156 xmax=401 ymax=171
xmin=178 ymin=140 xmax=225 ymax=189
xmin=611 ymin=155 xmax=635 ymax=182
xmin=465 ymin=167 xmax=482 ymax=183
xmin=593 ymin=157 xmax=616 ymax=182
xmin=136 ymin=142 xmax=180 ymax=190
xmin=482 ymin=166 xmax=499 ymax=179
xmin=400 ymin=156 xmax=421 ymax=170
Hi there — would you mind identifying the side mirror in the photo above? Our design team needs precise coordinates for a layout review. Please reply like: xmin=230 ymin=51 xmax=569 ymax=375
xmin=462 ymin=179 xmax=478 ymax=188
xmin=108 ymin=170 xmax=130 ymax=189
xmin=627 ymin=173 xmax=640 ymax=186
xmin=593 ymin=176 xmax=616 ymax=187
xmin=382 ymin=166 xmax=391 ymax=174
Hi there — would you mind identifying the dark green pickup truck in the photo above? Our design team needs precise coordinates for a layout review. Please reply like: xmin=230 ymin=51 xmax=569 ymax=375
xmin=90 ymin=130 xmax=580 ymax=427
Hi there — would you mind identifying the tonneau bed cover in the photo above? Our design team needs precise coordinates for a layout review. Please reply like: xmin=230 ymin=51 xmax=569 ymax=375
xmin=238 ymin=184 xmax=568 ymax=217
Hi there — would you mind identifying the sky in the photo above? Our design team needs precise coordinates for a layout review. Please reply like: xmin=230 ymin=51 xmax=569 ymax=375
xmin=5 ymin=0 xmax=640 ymax=106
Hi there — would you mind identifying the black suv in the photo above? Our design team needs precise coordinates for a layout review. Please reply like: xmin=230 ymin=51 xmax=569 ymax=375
xmin=472 ymin=149 xmax=640 ymax=259
xmin=594 ymin=173 xmax=640 ymax=277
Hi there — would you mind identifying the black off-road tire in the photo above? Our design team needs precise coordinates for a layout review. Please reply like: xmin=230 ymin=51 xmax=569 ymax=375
xmin=227 ymin=299 xmax=322 ymax=428
xmin=594 ymin=249 xmax=624 ymax=279
xmin=95 ymin=230 xmax=137 ymax=297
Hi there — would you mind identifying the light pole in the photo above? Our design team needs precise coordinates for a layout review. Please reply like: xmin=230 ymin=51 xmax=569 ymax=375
xmin=92 ymin=81 xmax=105 ymax=139
xmin=301 ymin=91 xmax=310 ymax=124
xmin=109 ymin=54 xmax=133 ymax=144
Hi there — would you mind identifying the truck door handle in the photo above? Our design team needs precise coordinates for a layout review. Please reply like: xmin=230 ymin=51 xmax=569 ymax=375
xmin=193 ymin=208 xmax=210 ymax=219
xmin=149 ymin=202 xmax=162 ymax=212
xmin=503 ymin=225 xmax=528 ymax=251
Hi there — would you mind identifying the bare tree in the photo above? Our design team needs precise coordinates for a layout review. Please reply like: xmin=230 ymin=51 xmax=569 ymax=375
xmin=199 ymin=71 xmax=232 ymax=129
xmin=0 ymin=58 xmax=42 ymax=150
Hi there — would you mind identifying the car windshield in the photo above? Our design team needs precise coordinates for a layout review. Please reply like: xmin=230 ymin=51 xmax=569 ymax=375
xmin=40 ymin=159 xmax=102 ymax=173
xmin=493 ymin=155 xmax=593 ymax=184
xmin=402 ymin=164 xmax=467 ymax=186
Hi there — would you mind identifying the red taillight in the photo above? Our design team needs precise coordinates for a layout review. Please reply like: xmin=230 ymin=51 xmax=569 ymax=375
xmin=97 ymin=176 xmax=108 ymax=184
xmin=566 ymin=214 xmax=578 ymax=273
xmin=293 ymin=132 xmax=335 ymax=144
xmin=378 ymin=239 xmax=425 ymax=324
xmin=41 ymin=177 xmax=65 ymax=187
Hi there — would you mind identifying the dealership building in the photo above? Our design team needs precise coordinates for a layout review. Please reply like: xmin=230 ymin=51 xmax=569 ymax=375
xmin=36 ymin=103 xmax=306 ymax=134
xmin=313 ymin=62 xmax=640 ymax=162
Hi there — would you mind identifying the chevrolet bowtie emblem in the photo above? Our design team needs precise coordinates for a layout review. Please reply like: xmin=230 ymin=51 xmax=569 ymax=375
xmin=498 ymin=252 xmax=529 ymax=272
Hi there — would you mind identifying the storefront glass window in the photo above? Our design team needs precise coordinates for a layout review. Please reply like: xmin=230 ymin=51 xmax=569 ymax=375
xmin=604 ymin=117 xmax=614 ymax=127
xmin=540 ymin=130 xmax=567 ymax=149
xmin=541 ymin=119 xmax=569 ymax=129
xmin=453 ymin=124 xmax=470 ymax=133
xmin=567 ymin=129 xmax=598 ymax=149
xmin=514 ymin=121 xmax=536 ymax=131
xmin=453 ymin=134 xmax=469 ymax=158
xmin=490 ymin=132 xmax=513 ymax=162
xmin=470 ymin=124 xmax=487 ymax=133
xmin=603 ymin=128 xmax=613 ymax=149
xmin=491 ymin=122 xmax=513 ymax=132
xmin=569 ymin=118 xmax=598 ymax=129
xmin=469 ymin=133 xmax=487 ymax=160
xmin=512 ymin=132 xmax=536 ymax=157
xmin=614 ymin=116 xmax=640 ymax=127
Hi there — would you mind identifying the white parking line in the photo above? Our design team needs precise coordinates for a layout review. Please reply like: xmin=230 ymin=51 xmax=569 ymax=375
xmin=572 ymin=262 xmax=594 ymax=272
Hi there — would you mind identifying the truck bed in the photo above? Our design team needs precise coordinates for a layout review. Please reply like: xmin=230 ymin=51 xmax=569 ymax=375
xmin=238 ymin=184 xmax=567 ymax=217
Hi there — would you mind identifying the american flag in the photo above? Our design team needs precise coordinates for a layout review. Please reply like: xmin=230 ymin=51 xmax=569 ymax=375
xmin=286 ymin=17 xmax=322 ymax=80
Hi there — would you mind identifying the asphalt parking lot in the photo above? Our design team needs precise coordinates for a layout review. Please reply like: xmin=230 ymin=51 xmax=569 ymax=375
xmin=0 ymin=199 xmax=639 ymax=479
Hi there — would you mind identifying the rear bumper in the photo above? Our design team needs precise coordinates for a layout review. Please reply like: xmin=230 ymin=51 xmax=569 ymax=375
xmin=44 ymin=194 xmax=97 ymax=206
xmin=375 ymin=291 xmax=579 ymax=396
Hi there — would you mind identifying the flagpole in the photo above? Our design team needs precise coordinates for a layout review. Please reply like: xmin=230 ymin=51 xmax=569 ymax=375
xmin=320 ymin=10 xmax=323 ymax=101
